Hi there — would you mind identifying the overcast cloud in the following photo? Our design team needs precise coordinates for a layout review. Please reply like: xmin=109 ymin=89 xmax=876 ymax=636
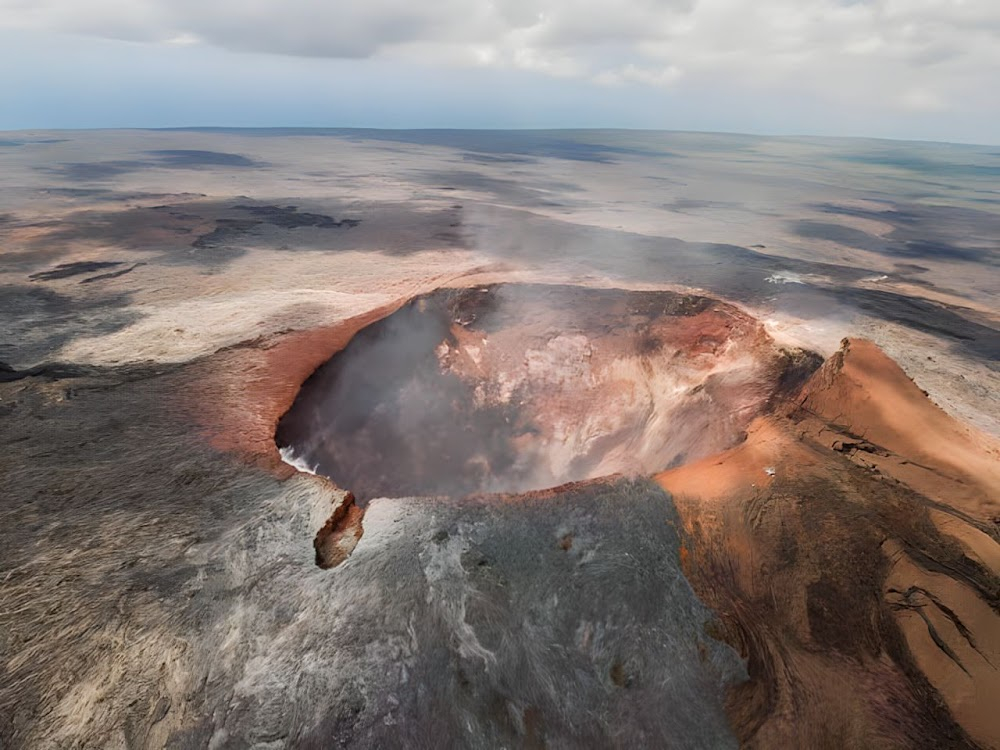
xmin=1 ymin=0 xmax=998 ymax=140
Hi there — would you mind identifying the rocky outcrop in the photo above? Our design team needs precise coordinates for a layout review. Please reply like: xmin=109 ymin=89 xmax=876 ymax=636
xmin=313 ymin=491 xmax=364 ymax=569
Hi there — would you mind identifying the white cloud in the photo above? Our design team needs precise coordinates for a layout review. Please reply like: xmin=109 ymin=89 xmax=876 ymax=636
xmin=1 ymin=0 xmax=997 ymax=114
xmin=594 ymin=64 xmax=683 ymax=87
xmin=898 ymin=87 xmax=948 ymax=112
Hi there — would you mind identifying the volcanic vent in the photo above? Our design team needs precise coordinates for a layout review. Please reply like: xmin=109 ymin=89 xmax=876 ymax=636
xmin=276 ymin=284 xmax=820 ymax=502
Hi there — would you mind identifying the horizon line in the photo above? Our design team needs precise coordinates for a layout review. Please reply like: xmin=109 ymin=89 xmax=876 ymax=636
xmin=0 ymin=125 xmax=997 ymax=149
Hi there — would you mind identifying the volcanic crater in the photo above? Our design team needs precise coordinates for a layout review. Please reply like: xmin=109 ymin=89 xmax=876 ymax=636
xmin=276 ymin=284 xmax=820 ymax=506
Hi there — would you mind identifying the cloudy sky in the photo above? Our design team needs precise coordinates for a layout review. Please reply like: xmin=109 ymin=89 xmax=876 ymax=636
xmin=1 ymin=0 xmax=997 ymax=142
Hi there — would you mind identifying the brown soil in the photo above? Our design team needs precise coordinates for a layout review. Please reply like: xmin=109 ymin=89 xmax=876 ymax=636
xmin=657 ymin=338 xmax=1000 ymax=749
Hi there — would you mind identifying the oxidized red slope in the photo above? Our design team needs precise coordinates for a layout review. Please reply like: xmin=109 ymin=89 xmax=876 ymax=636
xmin=658 ymin=338 xmax=1000 ymax=749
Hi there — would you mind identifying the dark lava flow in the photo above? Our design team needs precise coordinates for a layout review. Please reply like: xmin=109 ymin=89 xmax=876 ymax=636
xmin=276 ymin=284 xmax=819 ymax=502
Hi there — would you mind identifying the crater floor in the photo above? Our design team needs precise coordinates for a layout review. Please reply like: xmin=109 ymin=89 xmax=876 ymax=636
xmin=277 ymin=284 xmax=819 ymax=501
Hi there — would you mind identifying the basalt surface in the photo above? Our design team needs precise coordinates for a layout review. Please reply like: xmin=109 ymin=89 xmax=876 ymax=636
xmin=2 ymin=129 xmax=999 ymax=750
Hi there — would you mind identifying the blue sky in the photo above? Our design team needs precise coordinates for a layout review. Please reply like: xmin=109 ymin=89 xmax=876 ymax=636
xmin=1 ymin=0 xmax=998 ymax=143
